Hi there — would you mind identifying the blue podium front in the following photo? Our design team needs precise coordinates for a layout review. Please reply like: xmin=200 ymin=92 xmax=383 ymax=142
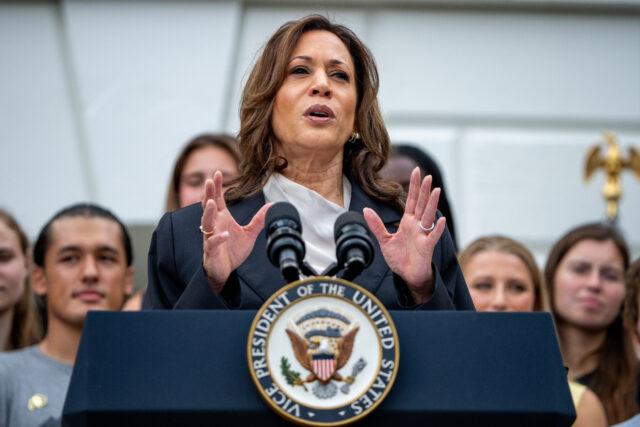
xmin=62 ymin=311 xmax=575 ymax=426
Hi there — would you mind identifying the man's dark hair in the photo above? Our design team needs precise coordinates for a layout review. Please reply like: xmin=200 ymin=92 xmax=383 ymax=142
xmin=33 ymin=203 xmax=133 ymax=267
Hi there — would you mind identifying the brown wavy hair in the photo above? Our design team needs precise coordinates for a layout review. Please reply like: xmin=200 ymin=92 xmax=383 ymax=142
xmin=165 ymin=134 xmax=241 ymax=212
xmin=544 ymin=222 xmax=637 ymax=424
xmin=0 ymin=210 xmax=42 ymax=350
xmin=458 ymin=235 xmax=549 ymax=312
xmin=226 ymin=15 xmax=403 ymax=211
xmin=623 ymin=257 xmax=640 ymax=338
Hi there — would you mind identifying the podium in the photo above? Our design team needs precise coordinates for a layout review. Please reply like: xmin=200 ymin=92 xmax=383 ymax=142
xmin=62 ymin=311 xmax=575 ymax=426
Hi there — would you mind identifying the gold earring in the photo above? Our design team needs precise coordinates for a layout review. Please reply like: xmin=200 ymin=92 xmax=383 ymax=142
xmin=348 ymin=132 xmax=357 ymax=143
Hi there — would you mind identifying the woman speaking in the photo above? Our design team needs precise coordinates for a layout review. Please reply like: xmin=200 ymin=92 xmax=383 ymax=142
xmin=144 ymin=15 xmax=474 ymax=311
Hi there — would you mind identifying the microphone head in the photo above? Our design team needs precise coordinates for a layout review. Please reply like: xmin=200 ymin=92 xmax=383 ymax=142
xmin=334 ymin=211 xmax=374 ymax=274
xmin=266 ymin=202 xmax=301 ymax=233
xmin=265 ymin=202 xmax=305 ymax=278
xmin=334 ymin=211 xmax=370 ymax=240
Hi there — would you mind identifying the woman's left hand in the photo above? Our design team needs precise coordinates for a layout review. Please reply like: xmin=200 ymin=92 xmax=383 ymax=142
xmin=364 ymin=167 xmax=446 ymax=304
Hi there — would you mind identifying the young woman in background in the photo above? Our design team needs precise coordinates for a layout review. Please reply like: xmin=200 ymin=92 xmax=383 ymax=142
xmin=459 ymin=235 xmax=607 ymax=427
xmin=545 ymin=223 xmax=637 ymax=424
xmin=0 ymin=210 xmax=42 ymax=351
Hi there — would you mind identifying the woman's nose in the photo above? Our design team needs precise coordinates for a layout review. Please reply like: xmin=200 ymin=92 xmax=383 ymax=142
xmin=310 ymin=71 xmax=331 ymax=97
xmin=490 ymin=288 xmax=507 ymax=311
xmin=585 ymin=270 xmax=602 ymax=292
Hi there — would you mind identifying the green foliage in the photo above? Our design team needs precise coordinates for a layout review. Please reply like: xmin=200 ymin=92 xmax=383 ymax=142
xmin=280 ymin=357 xmax=301 ymax=386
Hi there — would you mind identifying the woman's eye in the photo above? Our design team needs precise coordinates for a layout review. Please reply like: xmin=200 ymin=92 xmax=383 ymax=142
xmin=601 ymin=268 xmax=622 ymax=282
xmin=508 ymin=283 xmax=527 ymax=293
xmin=571 ymin=264 xmax=590 ymax=275
xmin=472 ymin=282 xmax=492 ymax=291
xmin=291 ymin=66 xmax=308 ymax=75
xmin=331 ymin=71 xmax=349 ymax=81
xmin=186 ymin=178 xmax=204 ymax=188
xmin=0 ymin=251 xmax=14 ymax=263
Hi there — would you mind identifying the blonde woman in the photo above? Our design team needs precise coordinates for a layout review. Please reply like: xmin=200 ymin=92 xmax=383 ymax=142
xmin=460 ymin=235 xmax=607 ymax=427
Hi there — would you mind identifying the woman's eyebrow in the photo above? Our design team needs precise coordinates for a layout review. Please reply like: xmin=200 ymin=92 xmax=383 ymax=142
xmin=183 ymin=172 xmax=205 ymax=179
xmin=329 ymin=59 xmax=348 ymax=66
xmin=291 ymin=55 xmax=312 ymax=62
xmin=290 ymin=56 xmax=348 ymax=67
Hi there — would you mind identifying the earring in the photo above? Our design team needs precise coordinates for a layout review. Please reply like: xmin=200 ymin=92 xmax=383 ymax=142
xmin=348 ymin=132 xmax=357 ymax=143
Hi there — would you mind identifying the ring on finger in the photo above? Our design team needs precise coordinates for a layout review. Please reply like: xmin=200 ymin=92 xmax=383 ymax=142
xmin=419 ymin=221 xmax=435 ymax=233
xmin=199 ymin=225 xmax=215 ymax=236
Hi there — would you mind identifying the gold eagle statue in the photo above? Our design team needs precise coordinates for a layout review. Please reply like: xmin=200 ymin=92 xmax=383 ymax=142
xmin=584 ymin=131 xmax=640 ymax=220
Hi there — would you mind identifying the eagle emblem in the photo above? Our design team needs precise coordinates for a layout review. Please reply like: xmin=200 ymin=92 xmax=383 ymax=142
xmin=282 ymin=308 xmax=366 ymax=399
xmin=248 ymin=277 xmax=400 ymax=425
xmin=584 ymin=131 xmax=640 ymax=219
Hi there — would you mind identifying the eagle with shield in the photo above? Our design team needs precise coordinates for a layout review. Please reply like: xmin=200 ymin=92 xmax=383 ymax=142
xmin=283 ymin=308 xmax=365 ymax=399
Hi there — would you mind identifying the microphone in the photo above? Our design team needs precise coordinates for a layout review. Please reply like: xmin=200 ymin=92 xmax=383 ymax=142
xmin=333 ymin=211 xmax=374 ymax=281
xmin=266 ymin=202 xmax=306 ymax=283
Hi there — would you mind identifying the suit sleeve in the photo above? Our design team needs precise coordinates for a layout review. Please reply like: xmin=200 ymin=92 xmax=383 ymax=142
xmin=418 ymin=221 xmax=475 ymax=310
xmin=143 ymin=211 xmax=240 ymax=310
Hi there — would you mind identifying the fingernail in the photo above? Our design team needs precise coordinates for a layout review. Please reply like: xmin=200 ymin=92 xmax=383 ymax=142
xmin=220 ymin=231 xmax=229 ymax=239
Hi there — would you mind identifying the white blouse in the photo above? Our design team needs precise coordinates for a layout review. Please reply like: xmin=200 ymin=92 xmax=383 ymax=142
xmin=263 ymin=173 xmax=352 ymax=275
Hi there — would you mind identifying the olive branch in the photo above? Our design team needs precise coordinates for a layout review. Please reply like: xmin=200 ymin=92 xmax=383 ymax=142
xmin=281 ymin=357 xmax=307 ymax=391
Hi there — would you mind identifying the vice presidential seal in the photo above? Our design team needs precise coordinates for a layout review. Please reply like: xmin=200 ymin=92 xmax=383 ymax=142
xmin=247 ymin=277 xmax=399 ymax=426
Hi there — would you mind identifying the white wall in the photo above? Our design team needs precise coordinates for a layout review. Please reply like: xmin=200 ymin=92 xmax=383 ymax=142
xmin=0 ymin=3 xmax=88 ymax=237
xmin=1 ymin=1 xmax=639 ymax=286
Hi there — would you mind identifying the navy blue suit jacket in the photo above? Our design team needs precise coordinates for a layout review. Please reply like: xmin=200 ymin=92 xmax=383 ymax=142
xmin=144 ymin=182 xmax=474 ymax=311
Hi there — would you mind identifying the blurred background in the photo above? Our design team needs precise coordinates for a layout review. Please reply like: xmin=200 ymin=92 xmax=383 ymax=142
xmin=1 ymin=0 xmax=639 ymax=291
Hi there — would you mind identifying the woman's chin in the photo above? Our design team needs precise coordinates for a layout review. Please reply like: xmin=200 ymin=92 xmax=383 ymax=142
xmin=284 ymin=137 xmax=346 ymax=155
xmin=570 ymin=314 xmax=617 ymax=331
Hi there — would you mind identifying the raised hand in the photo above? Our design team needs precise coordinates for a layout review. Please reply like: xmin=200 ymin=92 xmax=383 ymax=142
xmin=200 ymin=171 xmax=271 ymax=293
xmin=363 ymin=167 xmax=446 ymax=304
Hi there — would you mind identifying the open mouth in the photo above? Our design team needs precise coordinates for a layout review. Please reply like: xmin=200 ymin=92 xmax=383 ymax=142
xmin=304 ymin=104 xmax=335 ymax=120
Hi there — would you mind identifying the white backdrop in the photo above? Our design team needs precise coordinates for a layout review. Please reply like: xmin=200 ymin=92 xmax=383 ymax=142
xmin=1 ymin=1 xmax=639 ymax=286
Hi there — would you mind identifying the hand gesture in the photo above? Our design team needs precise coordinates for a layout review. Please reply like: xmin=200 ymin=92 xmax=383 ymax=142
xmin=200 ymin=171 xmax=271 ymax=293
xmin=363 ymin=167 xmax=446 ymax=304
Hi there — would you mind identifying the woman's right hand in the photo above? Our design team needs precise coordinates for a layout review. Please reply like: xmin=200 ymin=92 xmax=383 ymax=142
xmin=200 ymin=171 xmax=271 ymax=293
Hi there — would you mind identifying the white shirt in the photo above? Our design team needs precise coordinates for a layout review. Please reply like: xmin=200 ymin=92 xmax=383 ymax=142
xmin=263 ymin=173 xmax=352 ymax=274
